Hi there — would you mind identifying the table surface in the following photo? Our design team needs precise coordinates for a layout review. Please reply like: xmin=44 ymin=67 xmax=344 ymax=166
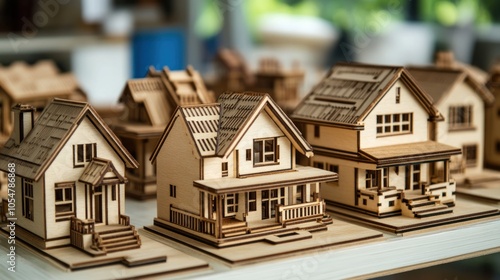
xmin=1 ymin=197 xmax=499 ymax=280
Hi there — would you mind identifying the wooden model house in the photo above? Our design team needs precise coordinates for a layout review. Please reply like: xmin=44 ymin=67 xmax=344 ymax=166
xmin=407 ymin=65 xmax=494 ymax=177
xmin=291 ymin=63 xmax=462 ymax=218
xmin=0 ymin=99 xmax=141 ymax=255
xmin=210 ymin=49 xmax=304 ymax=113
xmin=485 ymin=63 xmax=500 ymax=169
xmin=0 ymin=60 xmax=86 ymax=140
xmin=112 ymin=65 xmax=215 ymax=199
xmin=150 ymin=92 xmax=337 ymax=247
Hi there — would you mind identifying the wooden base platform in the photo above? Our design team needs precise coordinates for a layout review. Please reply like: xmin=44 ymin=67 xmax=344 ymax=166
xmin=0 ymin=229 xmax=209 ymax=279
xmin=144 ymin=218 xmax=383 ymax=265
xmin=454 ymin=170 xmax=500 ymax=206
xmin=327 ymin=198 xmax=500 ymax=235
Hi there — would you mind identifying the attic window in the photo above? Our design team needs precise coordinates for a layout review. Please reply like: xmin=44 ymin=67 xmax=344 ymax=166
xmin=73 ymin=143 xmax=96 ymax=168
xmin=396 ymin=87 xmax=401 ymax=104
xmin=253 ymin=138 xmax=278 ymax=166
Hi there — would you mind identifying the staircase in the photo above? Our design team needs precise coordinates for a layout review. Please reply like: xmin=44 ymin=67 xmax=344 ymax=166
xmin=92 ymin=225 xmax=141 ymax=254
xmin=401 ymin=194 xmax=453 ymax=218
xmin=221 ymin=220 xmax=248 ymax=238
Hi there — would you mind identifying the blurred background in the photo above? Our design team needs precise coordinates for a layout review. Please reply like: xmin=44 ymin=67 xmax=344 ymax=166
xmin=0 ymin=0 xmax=499 ymax=277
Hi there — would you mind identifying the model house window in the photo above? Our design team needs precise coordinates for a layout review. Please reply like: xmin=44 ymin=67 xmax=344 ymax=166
xmin=329 ymin=164 xmax=339 ymax=173
xmin=314 ymin=125 xmax=320 ymax=138
xmin=224 ymin=193 xmax=238 ymax=216
xmin=395 ymin=87 xmax=401 ymax=104
xmin=463 ymin=144 xmax=478 ymax=166
xmin=247 ymin=191 xmax=256 ymax=212
xmin=389 ymin=200 xmax=395 ymax=207
xmin=246 ymin=149 xmax=251 ymax=161
xmin=313 ymin=161 xmax=324 ymax=169
xmin=23 ymin=178 xmax=34 ymax=221
xmin=376 ymin=113 xmax=412 ymax=136
xmin=111 ymin=185 xmax=117 ymax=201
xmin=261 ymin=188 xmax=285 ymax=219
xmin=73 ymin=143 xmax=96 ymax=167
xmin=449 ymin=105 xmax=473 ymax=129
xmin=169 ymin=184 xmax=176 ymax=198
xmin=221 ymin=162 xmax=228 ymax=177
xmin=365 ymin=170 xmax=379 ymax=189
xmin=55 ymin=182 xmax=75 ymax=220
xmin=253 ymin=138 xmax=278 ymax=165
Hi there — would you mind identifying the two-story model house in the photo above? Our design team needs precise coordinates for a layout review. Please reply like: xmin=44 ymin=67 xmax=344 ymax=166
xmin=292 ymin=63 xmax=461 ymax=218
xmin=113 ymin=65 xmax=215 ymax=199
xmin=150 ymin=92 xmax=337 ymax=247
xmin=408 ymin=64 xmax=494 ymax=178
xmin=0 ymin=99 xmax=140 ymax=256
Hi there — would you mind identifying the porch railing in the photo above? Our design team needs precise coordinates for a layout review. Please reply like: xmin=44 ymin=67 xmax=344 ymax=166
xmin=119 ymin=214 xmax=130 ymax=226
xmin=170 ymin=205 xmax=216 ymax=236
xmin=70 ymin=216 xmax=95 ymax=249
xmin=423 ymin=180 xmax=456 ymax=203
xmin=357 ymin=187 xmax=402 ymax=213
xmin=276 ymin=201 xmax=325 ymax=225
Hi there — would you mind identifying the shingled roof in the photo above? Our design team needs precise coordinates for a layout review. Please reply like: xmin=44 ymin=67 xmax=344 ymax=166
xmin=0 ymin=99 xmax=138 ymax=180
xmin=151 ymin=92 xmax=313 ymax=162
xmin=407 ymin=66 xmax=495 ymax=106
xmin=291 ymin=63 xmax=442 ymax=128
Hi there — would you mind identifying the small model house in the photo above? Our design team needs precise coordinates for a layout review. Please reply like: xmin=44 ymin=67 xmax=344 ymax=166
xmin=408 ymin=57 xmax=494 ymax=178
xmin=292 ymin=63 xmax=461 ymax=218
xmin=0 ymin=99 xmax=140 ymax=255
xmin=0 ymin=60 xmax=86 ymax=140
xmin=113 ymin=65 xmax=215 ymax=199
xmin=485 ymin=63 xmax=500 ymax=169
xmin=150 ymin=92 xmax=337 ymax=247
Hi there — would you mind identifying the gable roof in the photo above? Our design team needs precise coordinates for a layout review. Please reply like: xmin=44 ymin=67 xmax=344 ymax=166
xmin=407 ymin=66 xmax=495 ymax=106
xmin=291 ymin=62 xmax=442 ymax=128
xmin=151 ymin=92 xmax=313 ymax=162
xmin=0 ymin=98 xmax=138 ymax=181
xmin=79 ymin=158 xmax=127 ymax=186
xmin=148 ymin=65 xmax=215 ymax=106
xmin=120 ymin=77 xmax=171 ymax=126
xmin=0 ymin=60 xmax=84 ymax=102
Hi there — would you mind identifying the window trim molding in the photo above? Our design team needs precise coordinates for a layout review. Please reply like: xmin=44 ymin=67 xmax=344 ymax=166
xmin=253 ymin=137 xmax=279 ymax=167
xmin=55 ymin=181 xmax=76 ymax=221
xmin=73 ymin=143 xmax=97 ymax=168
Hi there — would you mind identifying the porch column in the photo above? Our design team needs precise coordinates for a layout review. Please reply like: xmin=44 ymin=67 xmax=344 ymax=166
xmin=313 ymin=182 xmax=320 ymax=201
xmin=289 ymin=186 xmax=296 ymax=205
xmin=216 ymin=194 xmax=223 ymax=239
xmin=305 ymin=183 xmax=311 ymax=202
xmin=444 ymin=160 xmax=450 ymax=182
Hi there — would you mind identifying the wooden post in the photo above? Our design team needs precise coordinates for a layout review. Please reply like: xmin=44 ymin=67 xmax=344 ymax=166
xmin=216 ymin=194 xmax=223 ymax=239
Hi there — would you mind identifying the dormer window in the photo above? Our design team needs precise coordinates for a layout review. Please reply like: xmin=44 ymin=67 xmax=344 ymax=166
xmin=253 ymin=138 xmax=279 ymax=165
xmin=73 ymin=143 xmax=96 ymax=167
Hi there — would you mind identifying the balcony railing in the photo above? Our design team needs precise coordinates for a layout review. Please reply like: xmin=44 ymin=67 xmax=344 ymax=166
xmin=276 ymin=201 xmax=325 ymax=225
xmin=70 ymin=217 xmax=95 ymax=249
xmin=170 ymin=205 xmax=216 ymax=236
xmin=119 ymin=214 xmax=130 ymax=226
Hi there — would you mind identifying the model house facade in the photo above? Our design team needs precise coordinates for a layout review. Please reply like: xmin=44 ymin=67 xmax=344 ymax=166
xmin=113 ymin=65 xmax=215 ymax=199
xmin=0 ymin=99 xmax=140 ymax=255
xmin=408 ymin=65 xmax=494 ymax=177
xmin=292 ymin=63 xmax=461 ymax=218
xmin=151 ymin=92 xmax=337 ymax=247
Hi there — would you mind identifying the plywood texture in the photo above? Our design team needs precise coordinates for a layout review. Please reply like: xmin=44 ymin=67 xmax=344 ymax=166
xmin=328 ymin=198 xmax=499 ymax=234
xmin=144 ymin=218 xmax=383 ymax=265
xmin=0 ymin=230 xmax=209 ymax=278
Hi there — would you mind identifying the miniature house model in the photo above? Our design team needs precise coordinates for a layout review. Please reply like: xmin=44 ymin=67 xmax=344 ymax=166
xmin=150 ymin=92 xmax=337 ymax=247
xmin=113 ymin=65 xmax=215 ymax=199
xmin=292 ymin=63 xmax=461 ymax=218
xmin=408 ymin=55 xmax=494 ymax=178
xmin=0 ymin=60 xmax=86 ymax=140
xmin=485 ymin=63 xmax=500 ymax=169
xmin=0 ymin=99 xmax=140 ymax=255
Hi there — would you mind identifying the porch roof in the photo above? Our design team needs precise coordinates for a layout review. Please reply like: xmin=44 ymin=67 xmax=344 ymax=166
xmin=360 ymin=141 xmax=461 ymax=167
xmin=79 ymin=158 xmax=127 ymax=186
xmin=193 ymin=166 xmax=338 ymax=194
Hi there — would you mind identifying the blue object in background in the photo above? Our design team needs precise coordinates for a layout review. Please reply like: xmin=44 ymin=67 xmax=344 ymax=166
xmin=132 ymin=28 xmax=185 ymax=78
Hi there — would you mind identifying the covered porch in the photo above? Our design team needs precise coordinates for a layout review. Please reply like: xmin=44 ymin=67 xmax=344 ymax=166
xmin=173 ymin=166 xmax=337 ymax=239
xmin=358 ymin=141 xmax=461 ymax=216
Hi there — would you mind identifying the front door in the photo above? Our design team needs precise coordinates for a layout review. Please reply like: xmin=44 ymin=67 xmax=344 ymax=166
xmin=261 ymin=188 xmax=285 ymax=220
xmin=93 ymin=186 xmax=105 ymax=224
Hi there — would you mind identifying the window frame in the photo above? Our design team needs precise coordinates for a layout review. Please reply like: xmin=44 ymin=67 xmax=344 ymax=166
xmin=449 ymin=105 xmax=474 ymax=130
xmin=224 ymin=193 xmax=239 ymax=217
xmin=22 ymin=178 xmax=34 ymax=221
xmin=55 ymin=182 xmax=75 ymax=221
xmin=376 ymin=113 xmax=413 ymax=136
xmin=463 ymin=144 xmax=478 ymax=167
xmin=253 ymin=137 xmax=279 ymax=166
xmin=73 ymin=143 xmax=96 ymax=168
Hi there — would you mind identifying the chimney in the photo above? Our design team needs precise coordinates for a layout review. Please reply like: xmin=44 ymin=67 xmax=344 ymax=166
xmin=12 ymin=104 xmax=35 ymax=146
xmin=435 ymin=51 xmax=455 ymax=69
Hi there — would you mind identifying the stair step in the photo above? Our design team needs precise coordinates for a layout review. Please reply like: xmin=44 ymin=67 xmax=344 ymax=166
xmin=222 ymin=226 xmax=247 ymax=234
xmin=413 ymin=204 xmax=449 ymax=215
xmin=407 ymin=200 xmax=436 ymax=209
xmin=100 ymin=230 xmax=134 ymax=239
xmin=249 ymin=224 xmax=283 ymax=233
xmin=105 ymin=244 xmax=141 ymax=253
xmin=103 ymin=239 xmax=139 ymax=249
xmin=402 ymin=194 xmax=429 ymax=203
xmin=221 ymin=221 xmax=247 ymax=230
xmin=101 ymin=235 xmax=137 ymax=244
xmin=223 ymin=230 xmax=247 ymax=237
xmin=97 ymin=226 xmax=131 ymax=235
xmin=415 ymin=208 xmax=453 ymax=218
